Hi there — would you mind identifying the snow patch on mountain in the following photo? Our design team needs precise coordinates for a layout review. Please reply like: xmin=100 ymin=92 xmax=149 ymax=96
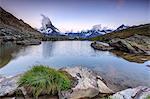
xmin=65 ymin=24 xmax=113 ymax=39
xmin=92 ymin=24 xmax=102 ymax=31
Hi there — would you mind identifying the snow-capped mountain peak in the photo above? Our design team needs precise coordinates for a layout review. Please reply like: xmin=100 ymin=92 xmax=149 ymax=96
xmin=92 ymin=24 xmax=102 ymax=31
xmin=41 ymin=14 xmax=52 ymax=30
xmin=39 ymin=14 xmax=60 ymax=35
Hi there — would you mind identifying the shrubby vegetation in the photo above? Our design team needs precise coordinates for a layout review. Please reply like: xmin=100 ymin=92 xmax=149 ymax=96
xmin=18 ymin=65 xmax=71 ymax=98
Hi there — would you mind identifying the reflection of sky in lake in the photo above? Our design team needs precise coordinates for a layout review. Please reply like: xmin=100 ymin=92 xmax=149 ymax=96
xmin=0 ymin=41 xmax=150 ymax=90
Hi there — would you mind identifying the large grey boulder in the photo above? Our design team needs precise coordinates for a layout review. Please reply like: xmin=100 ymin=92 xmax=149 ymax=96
xmin=91 ymin=42 xmax=114 ymax=51
xmin=59 ymin=66 xmax=113 ymax=99
xmin=0 ymin=75 xmax=28 ymax=98
xmin=0 ymin=75 xmax=20 ymax=97
xmin=111 ymin=86 xmax=150 ymax=99
xmin=109 ymin=35 xmax=150 ymax=55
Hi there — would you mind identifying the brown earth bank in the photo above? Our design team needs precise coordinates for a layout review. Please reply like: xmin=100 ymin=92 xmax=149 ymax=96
xmin=0 ymin=66 xmax=150 ymax=99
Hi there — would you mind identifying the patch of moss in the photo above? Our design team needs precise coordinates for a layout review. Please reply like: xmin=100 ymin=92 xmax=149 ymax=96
xmin=18 ymin=65 xmax=71 ymax=98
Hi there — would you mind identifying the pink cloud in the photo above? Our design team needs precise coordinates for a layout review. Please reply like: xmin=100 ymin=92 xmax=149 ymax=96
xmin=117 ymin=0 xmax=124 ymax=8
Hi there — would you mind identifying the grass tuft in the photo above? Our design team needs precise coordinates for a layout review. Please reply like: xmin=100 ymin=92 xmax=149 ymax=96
xmin=146 ymin=95 xmax=150 ymax=99
xmin=18 ymin=65 xmax=71 ymax=98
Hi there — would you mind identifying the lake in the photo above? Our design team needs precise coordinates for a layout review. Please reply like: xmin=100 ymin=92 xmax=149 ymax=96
xmin=0 ymin=41 xmax=150 ymax=91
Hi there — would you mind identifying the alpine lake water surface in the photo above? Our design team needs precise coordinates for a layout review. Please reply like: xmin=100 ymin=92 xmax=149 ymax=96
xmin=0 ymin=41 xmax=150 ymax=91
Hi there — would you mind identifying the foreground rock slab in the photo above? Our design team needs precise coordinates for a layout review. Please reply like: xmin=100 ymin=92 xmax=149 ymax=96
xmin=0 ymin=75 xmax=20 ymax=97
xmin=111 ymin=86 xmax=150 ymax=99
xmin=2 ymin=67 xmax=149 ymax=99
xmin=60 ymin=66 xmax=113 ymax=99
xmin=0 ymin=67 xmax=113 ymax=99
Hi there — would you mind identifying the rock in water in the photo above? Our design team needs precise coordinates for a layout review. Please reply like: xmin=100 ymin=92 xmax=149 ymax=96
xmin=91 ymin=41 xmax=114 ymax=51
xmin=60 ymin=66 xmax=113 ymax=99
xmin=111 ymin=86 xmax=150 ymax=99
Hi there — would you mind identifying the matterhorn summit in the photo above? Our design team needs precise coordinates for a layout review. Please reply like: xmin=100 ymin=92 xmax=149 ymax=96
xmin=92 ymin=24 xmax=102 ymax=31
xmin=39 ymin=14 xmax=60 ymax=35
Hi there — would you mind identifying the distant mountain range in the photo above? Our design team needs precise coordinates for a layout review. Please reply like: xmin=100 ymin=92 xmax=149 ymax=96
xmin=35 ymin=13 xmax=131 ymax=39
xmin=36 ymin=15 xmax=130 ymax=39
xmin=65 ymin=24 xmax=129 ymax=39
xmin=91 ymin=23 xmax=150 ymax=41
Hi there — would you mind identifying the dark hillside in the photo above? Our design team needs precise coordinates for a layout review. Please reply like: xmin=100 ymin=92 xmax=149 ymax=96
xmin=91 ymin=24 xmax=150 ymax=42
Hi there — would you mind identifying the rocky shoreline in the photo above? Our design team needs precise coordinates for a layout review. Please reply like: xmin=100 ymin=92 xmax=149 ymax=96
xmin=0 ymin=27 xmax=42 ymax=46
xmin=91 ymin=34 xmax=150 ymax=63
xmin=0 ymin=66 xmax=150 ymax=99
xmin=91 ymin=34 xmax=150 ymax=55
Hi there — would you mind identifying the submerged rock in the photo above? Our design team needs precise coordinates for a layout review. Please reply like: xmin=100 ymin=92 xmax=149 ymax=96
xmin=16 ymin=39 xmax=41 ymax=45
xmin=111 ymin=50 xmax=150 ymax=63
xmin=111 ymin=86 xmax=150 ymax=99
xmin=91 ymin=42 xmax=114 ymax=51
xmin=147 ymin=64 xmax=150 ymax=68
xmin=59 ymin=66 xmax=113 ymax=99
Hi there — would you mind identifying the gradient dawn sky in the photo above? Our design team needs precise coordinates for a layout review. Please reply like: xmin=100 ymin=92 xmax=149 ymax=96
xmin=0 ymin=0 xmax=149 ymax=32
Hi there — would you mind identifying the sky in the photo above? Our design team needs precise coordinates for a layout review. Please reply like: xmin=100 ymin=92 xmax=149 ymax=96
xmin=0 ymin=0 xmax=149 ymax=32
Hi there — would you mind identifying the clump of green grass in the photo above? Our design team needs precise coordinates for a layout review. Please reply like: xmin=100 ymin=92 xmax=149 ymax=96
xmin=146 ymin=95 xmax=150 ymax=99
xmin=18 ymin=65 xmax=71 ymax=98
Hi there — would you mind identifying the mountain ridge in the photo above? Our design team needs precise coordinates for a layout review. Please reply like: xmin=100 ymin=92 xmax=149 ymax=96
xmin=91 ymin=23 xmax=150 ymax=42
xmin=0 ymin=7 xmax=42 ymax=39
